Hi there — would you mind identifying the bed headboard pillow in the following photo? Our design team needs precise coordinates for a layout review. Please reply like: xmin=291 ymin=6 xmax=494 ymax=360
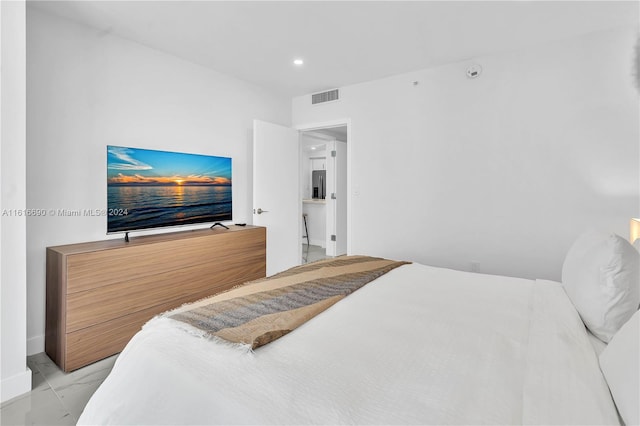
xmin=561 ymin=231 xmax=640 ymax=343
xmin=599 ymin=310 xmax=639 ymax=426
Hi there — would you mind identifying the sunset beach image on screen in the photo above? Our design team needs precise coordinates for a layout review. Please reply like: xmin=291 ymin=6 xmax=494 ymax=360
xmin=107 ymin=146 xmax=232 ymax=233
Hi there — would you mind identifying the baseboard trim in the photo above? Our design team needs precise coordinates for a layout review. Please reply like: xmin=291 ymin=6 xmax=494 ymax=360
xmin=27 ymin=334 xmax=44 ymax=356
xmin=1 ymin=368 xmax=32 ymax=403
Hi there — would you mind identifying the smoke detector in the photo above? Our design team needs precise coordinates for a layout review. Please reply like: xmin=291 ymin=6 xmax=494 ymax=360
xmin=466 ymin=64 xmax=482 ymax=79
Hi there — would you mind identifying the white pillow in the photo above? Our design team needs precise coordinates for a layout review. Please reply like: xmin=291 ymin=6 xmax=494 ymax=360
xmin=599 ymin=311 xmax=639 ymax=426
xmin=562 ymin=231 xmax=640 ymax=342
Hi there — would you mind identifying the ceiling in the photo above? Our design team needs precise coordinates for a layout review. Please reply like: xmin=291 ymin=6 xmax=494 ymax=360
xmin=29 ymin=1 xmax=639 ymax=97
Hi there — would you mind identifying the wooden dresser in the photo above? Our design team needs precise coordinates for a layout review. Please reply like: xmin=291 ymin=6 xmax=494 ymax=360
xmin=46 ymin=225 xmax=266 ymax=372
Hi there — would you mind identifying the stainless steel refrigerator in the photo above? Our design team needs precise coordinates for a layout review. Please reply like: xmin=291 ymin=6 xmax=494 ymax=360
xmin=312 ymin=170 xmax=326 ymax=199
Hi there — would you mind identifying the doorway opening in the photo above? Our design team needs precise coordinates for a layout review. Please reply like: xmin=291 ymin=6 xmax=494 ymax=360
xmin=299 ymin=125 xmax=348 ymax=264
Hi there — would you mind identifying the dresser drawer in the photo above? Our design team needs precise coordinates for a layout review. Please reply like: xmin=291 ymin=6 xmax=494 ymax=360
xmin=65 ymin=255 xmax=265 ymax=332
xmin=65 ymin=230 xmax=264 ymax=293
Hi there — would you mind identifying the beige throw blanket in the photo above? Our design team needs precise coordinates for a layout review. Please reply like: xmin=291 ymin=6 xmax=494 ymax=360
xmin=170 ymin=256 xmax=409 ymax=349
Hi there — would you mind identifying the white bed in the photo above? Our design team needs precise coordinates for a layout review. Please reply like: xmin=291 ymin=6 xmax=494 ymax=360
xmin=78 ymin=261 xmax=622 ymax=425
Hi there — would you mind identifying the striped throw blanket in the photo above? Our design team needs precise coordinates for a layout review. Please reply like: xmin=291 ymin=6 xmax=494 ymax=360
xmin=169 ymin=256 xmax=409 ymax=349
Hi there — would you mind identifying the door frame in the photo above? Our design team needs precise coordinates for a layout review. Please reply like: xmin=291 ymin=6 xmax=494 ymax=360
xmin=295 ymin=119 xmax=352 ymax=255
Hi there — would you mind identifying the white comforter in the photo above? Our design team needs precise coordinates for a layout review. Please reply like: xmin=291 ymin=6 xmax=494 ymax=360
xmin=78 ymin=263 xmax=619 ymax=425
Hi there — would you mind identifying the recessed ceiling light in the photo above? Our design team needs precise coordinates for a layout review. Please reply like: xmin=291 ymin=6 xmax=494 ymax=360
xmin=293 ymin=58 xmax=304 ymax=66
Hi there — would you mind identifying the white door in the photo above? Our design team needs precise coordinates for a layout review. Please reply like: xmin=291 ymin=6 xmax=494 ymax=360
xmin=325 ymin=140 xmax=348 ymax=256
xmin=253 ymin=120 xmax=300 ymax=276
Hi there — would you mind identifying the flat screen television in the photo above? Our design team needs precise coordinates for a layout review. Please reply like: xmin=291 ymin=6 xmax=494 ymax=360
xmin=107 ymin=145 xmax=232 ymax=234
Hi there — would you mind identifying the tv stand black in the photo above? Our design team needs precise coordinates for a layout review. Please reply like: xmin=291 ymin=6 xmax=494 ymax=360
xmin=210 ymin=222 xmax=229 ymax=230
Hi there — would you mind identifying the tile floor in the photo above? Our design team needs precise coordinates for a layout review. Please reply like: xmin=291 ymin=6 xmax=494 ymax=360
xmin=302 ymin=244 xmax=330 ymax=264
xmin=1 ymin=353 xmax=117 ymax=426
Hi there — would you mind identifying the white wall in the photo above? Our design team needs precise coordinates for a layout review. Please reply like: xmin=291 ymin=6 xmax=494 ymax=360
xmin=1 ymin=0 xmax=32 ymax=403
xmin=26 ymin=8 xmax=291 ymax=354
xmin=293 ymin=27 xmax=640 ymax=281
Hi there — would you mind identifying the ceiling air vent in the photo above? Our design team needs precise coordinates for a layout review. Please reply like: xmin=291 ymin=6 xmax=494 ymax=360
xmin=312 ymin=89 xmax=339 ymax=105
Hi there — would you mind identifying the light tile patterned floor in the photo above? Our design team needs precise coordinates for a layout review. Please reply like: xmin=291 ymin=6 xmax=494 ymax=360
xmin=302 ymin=244 xmax=330 ymax=264
xmin=1 ymin=353 xmax=117 ymax=426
